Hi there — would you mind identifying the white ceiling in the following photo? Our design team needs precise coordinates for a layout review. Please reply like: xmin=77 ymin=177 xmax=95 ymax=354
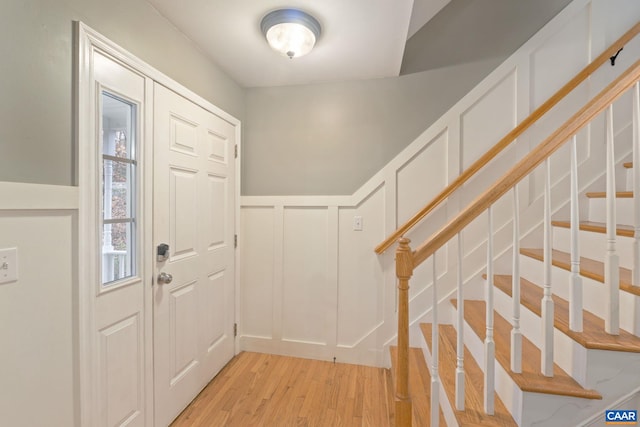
xmin=147 ymin=0 xmax=451 ymax=88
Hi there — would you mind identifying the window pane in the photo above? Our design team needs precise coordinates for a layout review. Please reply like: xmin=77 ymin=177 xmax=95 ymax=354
xmin=103 ymin=159 xmax=134 ymax=220
xmin=102 ymin=93 xmax=135 ymax=160
xmin=102 ymin=222 xmax=135 ymax=284
xmin=101 ymin=91 xmax=137 ymax=286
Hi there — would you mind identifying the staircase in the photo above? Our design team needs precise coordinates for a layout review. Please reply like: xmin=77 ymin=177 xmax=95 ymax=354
xmin=381 ymin=23 xmax=640 ymax=427
xmin=444 ymin=162 xmax=640 ymax=426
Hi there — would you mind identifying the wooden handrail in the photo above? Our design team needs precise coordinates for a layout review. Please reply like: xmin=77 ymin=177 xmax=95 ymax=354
xmin=412 ymin=58 xmax=640 ymax=268
xmin=375 ymin=21 xmax=640 ymax=255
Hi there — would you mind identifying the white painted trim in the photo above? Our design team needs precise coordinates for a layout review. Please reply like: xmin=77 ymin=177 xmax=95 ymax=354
xmin=76 ymin=24 xmax=240 ymax=129
xmin=234 ymin=123 xmax=242 ymax=356
xmin=76 ymin=21 xmax=97 ymax=427
xmin=76 ymin=21 xmax=242 ymax=426
xmin=0 ymin=182 xmax=78 ymax=210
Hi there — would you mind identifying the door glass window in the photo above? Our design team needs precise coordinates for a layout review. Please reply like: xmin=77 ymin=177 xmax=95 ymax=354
xmin=101 ymin=92 xmax=137 ymax=286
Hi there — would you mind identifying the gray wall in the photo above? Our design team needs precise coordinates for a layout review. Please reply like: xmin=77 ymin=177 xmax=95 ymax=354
xmin=243 ymin=0 xmax=573 ymax=196
xmin=244 ymin=56 xmax=504 ymax=195
xmin=0 ymin=0 xmax=244 ymax=186
xmin=1 ymin=0 xmax=572 ymax=196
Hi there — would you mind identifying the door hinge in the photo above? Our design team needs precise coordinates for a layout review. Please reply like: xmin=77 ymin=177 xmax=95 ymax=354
xmin=234 ymin=323 xmax=238 ymax=337
xmin=234 ymin=144 xmax=238 ymax=158
xmin=234 ymin=234 xmax=238 ymax=248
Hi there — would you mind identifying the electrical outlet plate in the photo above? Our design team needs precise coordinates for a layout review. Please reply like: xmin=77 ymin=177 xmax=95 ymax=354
xmin=0 ymin=247 xmax=18 ymax=284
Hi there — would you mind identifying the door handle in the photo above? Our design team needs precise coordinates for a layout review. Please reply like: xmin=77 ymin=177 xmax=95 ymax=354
xmin=157 ymin=272 xmax=173 ymax=285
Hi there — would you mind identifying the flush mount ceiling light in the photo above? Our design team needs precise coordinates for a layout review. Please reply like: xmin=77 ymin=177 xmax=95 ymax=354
xmin=260 ymin=8 xmax=321 ymax=59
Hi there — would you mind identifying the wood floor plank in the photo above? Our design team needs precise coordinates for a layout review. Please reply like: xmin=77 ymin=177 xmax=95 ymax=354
xmin=521 ymin=247 xmax=640 ymax=297
xmin=421 ymin=324 xmax=517 ymax=426
xmin=452 ymin=299 xmax=601 ymax=399
xmin=493 ymin=274 xmax=640 ymax=353
xmin=384 ymin=369 xmax=395 ymax=427
xmin=171 ymin=352 xmax=392 ymax=427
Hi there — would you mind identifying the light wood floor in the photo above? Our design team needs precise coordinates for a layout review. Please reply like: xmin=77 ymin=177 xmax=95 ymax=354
xmin=170 ymin=352 xmax=393 ymax=427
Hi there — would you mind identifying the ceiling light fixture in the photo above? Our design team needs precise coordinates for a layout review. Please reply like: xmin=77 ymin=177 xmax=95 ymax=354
xmin=260 ymin=9 xmax=321 ymax=59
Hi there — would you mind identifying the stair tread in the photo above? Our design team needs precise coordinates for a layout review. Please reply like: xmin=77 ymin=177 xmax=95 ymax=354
xmin=586 ymin=191 xmax=633 ymax=198
xmin=493 ymin=274 xmax=640 ymax=353
xmin=551 ymin=220 xmax=634 ymax=237
xmin=624 ymin=162 xmax=633 ymax=169
xmin=421 ymin=323 xmax=517 ymax=426
xmin=390 ymin=346 xmax=447 ymax=427
xmin=451 ymin=299 xmax=601 ymax=399
xmin=520 ymin=247 xmax=640 ymax=297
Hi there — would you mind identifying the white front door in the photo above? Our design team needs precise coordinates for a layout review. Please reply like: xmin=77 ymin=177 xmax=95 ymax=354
xmin=153 ymin=83 xmax=236 ymax=426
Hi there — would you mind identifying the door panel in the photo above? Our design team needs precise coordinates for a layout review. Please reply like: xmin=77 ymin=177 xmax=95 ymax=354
xmin=153 ymin=83 xmax=236 ymax=426
xmin=92 ymin=51 xmax=150 ymax=427
xmin=99 ymin=314 xmax=141 ymax=427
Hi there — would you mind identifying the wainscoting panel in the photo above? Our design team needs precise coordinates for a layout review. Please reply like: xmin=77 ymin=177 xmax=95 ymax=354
xmin=461 ymin=70 xmax=518 ymax=171
xmin=240 ymin=207 xmax=275 ymax=340
xmin=397 ymin=130 xmax=449 ymax=226
xmin=281 ymin=207 xmax=330 ymax=345
xmin=337 ymin=187 xmax=385 ymax=349
xmin=0 ymin=183 xmax=78 ymax=427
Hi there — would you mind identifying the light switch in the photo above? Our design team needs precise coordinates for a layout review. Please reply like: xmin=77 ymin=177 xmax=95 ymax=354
xmin=353 ymin=216 xmax=363 ymax=231
xmin=0 ymin=248 xmax=18 ymax=284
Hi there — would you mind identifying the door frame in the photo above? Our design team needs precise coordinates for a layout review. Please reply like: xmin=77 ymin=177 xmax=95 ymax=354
xmin=76 ymin=22 xmax=241 ymax=426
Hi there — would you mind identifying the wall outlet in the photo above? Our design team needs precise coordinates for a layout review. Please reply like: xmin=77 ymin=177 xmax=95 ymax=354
xmin=353 ymin=216 xmax=363 ymax=231
xmin=0 ymin=248 xmax=18 ymax=284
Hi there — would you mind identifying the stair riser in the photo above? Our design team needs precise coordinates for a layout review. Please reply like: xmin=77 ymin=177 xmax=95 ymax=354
xmin=519 ymin=255 xmax=640 ymax=334
xmin=588 ymin=197 xmax=634 ymax=224
xmin=492 ymin=282 xmax=590 ymax=386
xmin=552 ymin=226 xmax=635 ymax=270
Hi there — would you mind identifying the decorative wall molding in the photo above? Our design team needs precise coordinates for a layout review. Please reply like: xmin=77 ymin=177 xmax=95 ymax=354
xmin=0 ymin=182 xmax=78 ymax=211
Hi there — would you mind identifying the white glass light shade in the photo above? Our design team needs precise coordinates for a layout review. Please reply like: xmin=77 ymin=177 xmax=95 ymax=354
xmin=261 ymin=9 xmax=321 ymax=59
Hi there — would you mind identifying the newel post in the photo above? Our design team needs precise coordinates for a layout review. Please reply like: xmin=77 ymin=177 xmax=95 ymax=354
xmin=395 ymin=237 xmax=414 ymax=427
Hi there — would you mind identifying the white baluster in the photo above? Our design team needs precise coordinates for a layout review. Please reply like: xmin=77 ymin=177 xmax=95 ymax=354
xmin=542 ymin=157 xmax=554 ymax=377
xmin=605 ymin=105 xmax=620 ymax=335
xmin=456 ymin=233 xmax=465 ymax=410
xmin=633 ymin=82 xmax=640 ymax=288
xmin=511 ymin=185 xmax=522 ymax=373
xmin=431 ymin=254 xmax=440 ymax=427
xmin=484 ymin=206 xmax=495 ymax=415
xmin=570 ymin=135 xmax=583 ymax=332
